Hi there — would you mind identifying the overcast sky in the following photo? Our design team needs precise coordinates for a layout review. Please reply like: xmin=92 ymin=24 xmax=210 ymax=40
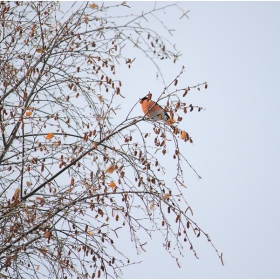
xmin=99 ymin=1 xmax=280 ymax=278
xmin=58 ymin=1 xmax=280 ymax=278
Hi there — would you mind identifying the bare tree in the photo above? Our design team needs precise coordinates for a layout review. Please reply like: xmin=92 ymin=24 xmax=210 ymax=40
xmin=0 ymin=1 xmax=223 ymax=278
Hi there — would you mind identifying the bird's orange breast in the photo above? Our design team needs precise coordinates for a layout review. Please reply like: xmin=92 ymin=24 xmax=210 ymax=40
xmin=141 ymin=99 xmax=165 ymax=119
xmin=141 ymin=99 xmax=156 ymax=118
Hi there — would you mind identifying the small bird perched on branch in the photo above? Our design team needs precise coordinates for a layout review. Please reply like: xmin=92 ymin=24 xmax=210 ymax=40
xmin=140 ymin=93 xmax=193 ymax=144
xmin=140 ymin=93 xmax=176 ymax=130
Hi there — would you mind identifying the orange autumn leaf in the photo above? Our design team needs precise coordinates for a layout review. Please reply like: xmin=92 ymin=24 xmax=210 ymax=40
xmin=89 ymin=3 xmax=98 ymax=9
xmin=26 ymin=181 xmax=31 ymax=187
xmin=36 ymin=48 xmax=44 ymax=53
xmin=26 ymin=111 xmax=32 ymax=116
xmin=181 ymin=130 xmax=186 ymax=139
xmin=165 ymin=118 xmax=176 ymax=126
xmin=88 ymin=230 xmax=94 ymax=236
xmin=109 ymin=181 xmax=116 ymax=188
xmin=106 ymin=164 xmax=116 ymax=174
xmin=163 ymin=194 xmax=171 ymax=200
xmin=46 ymin=133 xmax=54 ymax=140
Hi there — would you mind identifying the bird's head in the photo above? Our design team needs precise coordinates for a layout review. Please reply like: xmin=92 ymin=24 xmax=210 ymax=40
xmin=140 ymin=93 xmax=152 ymax=103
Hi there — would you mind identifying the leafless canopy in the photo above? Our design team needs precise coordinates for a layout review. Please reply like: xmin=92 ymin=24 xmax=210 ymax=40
xmin=0 ymin=2 xmax=222 ymax=278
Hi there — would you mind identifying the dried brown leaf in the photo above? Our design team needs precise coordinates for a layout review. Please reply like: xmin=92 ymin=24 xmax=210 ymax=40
xmin=163 ymin=194 xmax=171 ymax=200
xmin=67 ymin=187 xmax=74 ymax=193
xmin=14 ymin=188 xmax=21 ymax=200
xmin=89 ymin=3 xmax=98 ymax=9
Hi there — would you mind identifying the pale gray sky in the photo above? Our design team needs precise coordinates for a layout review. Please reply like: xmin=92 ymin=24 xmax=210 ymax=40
xmin=58 ymin=1 xmax=280 ymax=278
xmin=105 ymin=1 xmax=280 ymax=278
